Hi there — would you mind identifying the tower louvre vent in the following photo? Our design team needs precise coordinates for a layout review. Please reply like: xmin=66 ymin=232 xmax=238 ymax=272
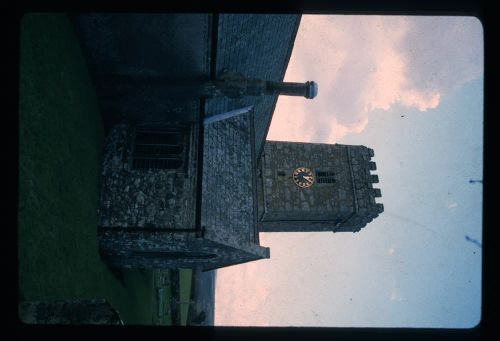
xmin=316 ymin=170 xmax=336 ymax=184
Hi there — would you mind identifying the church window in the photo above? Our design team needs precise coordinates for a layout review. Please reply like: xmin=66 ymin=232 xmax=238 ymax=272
xmin=132 ymin=128 xmax=184 ymax=170
xmin=316 ymin=170 xmax=336 ymax=184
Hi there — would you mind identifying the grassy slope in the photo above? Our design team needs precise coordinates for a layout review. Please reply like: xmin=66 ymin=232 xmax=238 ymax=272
xmin=179 ymin=269 xmax=193 ymax=326
xmin=18 ymin=13 xmax=155 ymax=325
xmin=152 ymin=270 xmax=173 ymax=326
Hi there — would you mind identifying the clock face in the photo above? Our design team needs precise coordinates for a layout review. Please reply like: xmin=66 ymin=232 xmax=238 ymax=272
xmin=292 ymin=167 xmax=315 ymax=188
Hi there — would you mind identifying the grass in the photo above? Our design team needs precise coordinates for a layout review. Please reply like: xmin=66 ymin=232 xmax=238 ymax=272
xmin=179 ymin=269 xmax=193 ymax=326
xmin=160 ymin=287 xmax=173 ymax=326
xmin=152 ymin=270 xmax=173 ymax=326
xmin=18 ymin=13 xmax=156 ymax=325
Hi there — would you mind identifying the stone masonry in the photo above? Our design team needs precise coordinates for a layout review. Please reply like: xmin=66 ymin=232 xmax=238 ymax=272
xmin=81 ymin=13 xmax=384 ymax=271
xmin=98 ymin=110 xmax=268 ymax=270
xmin=258 ymin=141 xmax=383 ymax=233
xmin=98 ymin=121 xmax=198 ymax=229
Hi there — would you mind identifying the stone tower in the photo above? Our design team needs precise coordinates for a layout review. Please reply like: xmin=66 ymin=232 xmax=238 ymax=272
xmin=257 ymin=141 xmax=383 ymax=233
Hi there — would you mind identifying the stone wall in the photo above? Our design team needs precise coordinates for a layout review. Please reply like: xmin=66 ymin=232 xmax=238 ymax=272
xmin=98 ymin=122 xmax=198 ymax=229
xmin=338 ymin=144 xmax=383 ymax=232
xmin=258 ymin=141 xmax=383 ymax=233
xmin=98 ymin=113 xmax=269 ymax=270
xmin=19 ymin=299 xmax=123 ymax=325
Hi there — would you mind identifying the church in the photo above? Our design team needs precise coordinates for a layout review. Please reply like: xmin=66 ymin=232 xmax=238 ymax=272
xmin=71 ymin=13 xmax=383 ymax=271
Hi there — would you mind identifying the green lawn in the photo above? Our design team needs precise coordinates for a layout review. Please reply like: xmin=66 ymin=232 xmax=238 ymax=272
xmin=18 ymin=13 xmax=156 ymax=325
xmin=179 ymin=269 xmax=193 ymax=326
xmin=152 ymin=270 xmax=173 ymax=326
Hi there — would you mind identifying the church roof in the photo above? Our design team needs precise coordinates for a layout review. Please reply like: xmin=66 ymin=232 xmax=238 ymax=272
xmin=71 ymin=13 xmax=301 ymax=161
xmin=69 ymin=14 xmax=211 ymax=129
xmin=201 ymin=108 xmax=268 ymax=258
xmin=71 ymin=13 xmax=298 ymax=262
xmin=206 ymin=14 xmax=301 ymax=161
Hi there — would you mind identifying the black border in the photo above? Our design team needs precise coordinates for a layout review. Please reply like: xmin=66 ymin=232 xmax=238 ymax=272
xmin=10 ymin=0 xmax=494 ymax=340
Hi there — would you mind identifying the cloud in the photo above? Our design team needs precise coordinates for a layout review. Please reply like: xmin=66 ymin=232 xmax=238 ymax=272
xmin=217 ymin=16 xmax=482 ymax=326
xmin=447 ymin=202 xmax=458 ymax=209
xmin=267 ymin=15 xmax=483 ymax=143
xmin=399 ymin=17 xmax=483 ymax=94
xmin=215 ymin=246 xmax=272 ymax=326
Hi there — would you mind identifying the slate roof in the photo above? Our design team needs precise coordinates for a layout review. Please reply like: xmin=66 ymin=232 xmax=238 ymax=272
xmin=70 ymin=14 xmax=211 ymax=128
xmin=201 ymin=108 xmax=267 ymax=256
xmin=72 ymin=13 xmax=300 ymax=231
xmin=72 ymin=14 xmax=301 ymax=154
xmin=206 ymin=14 xmax=301 ymax=160
xmin=71 ymin=14 xmax=210 ymax=80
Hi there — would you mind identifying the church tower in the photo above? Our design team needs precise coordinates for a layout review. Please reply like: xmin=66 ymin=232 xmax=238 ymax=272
xmin=257 ymin=141 xmax=383 ymax=233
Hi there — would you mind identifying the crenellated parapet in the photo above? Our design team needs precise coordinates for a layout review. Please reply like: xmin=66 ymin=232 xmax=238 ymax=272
xmin=344 ymin=145 xmax=383 ymax=232
xmin=258 ymin=141 xmax=383 ymax=233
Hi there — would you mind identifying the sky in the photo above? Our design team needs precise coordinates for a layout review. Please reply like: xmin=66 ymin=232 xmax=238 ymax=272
xmin=214 ymin=15 xmax=483 ymax=328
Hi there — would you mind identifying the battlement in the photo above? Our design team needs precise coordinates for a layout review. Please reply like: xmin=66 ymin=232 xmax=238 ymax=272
xmin=258 ymin=141 xmax=383 ymax=233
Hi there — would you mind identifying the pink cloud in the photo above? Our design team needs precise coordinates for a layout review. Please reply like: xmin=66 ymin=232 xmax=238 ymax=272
xmin=215 ymin=234 xmax=272 ymax=326
xmin=267 ymin=15 xmax=483 ymax=143
xmin=216 ymin=16 xmax=483 ymax=326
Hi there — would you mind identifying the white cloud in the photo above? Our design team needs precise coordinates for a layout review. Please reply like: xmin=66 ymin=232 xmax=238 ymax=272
xmin=448 ymin=202 xmax=458 ymax=209
xmin=268 ymin=15 xmax=483 ymax=143
xmin=218 ymin=15 xmax=481 ymax=326
xmin=399 ymin=17 xmax=483 ymax=95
